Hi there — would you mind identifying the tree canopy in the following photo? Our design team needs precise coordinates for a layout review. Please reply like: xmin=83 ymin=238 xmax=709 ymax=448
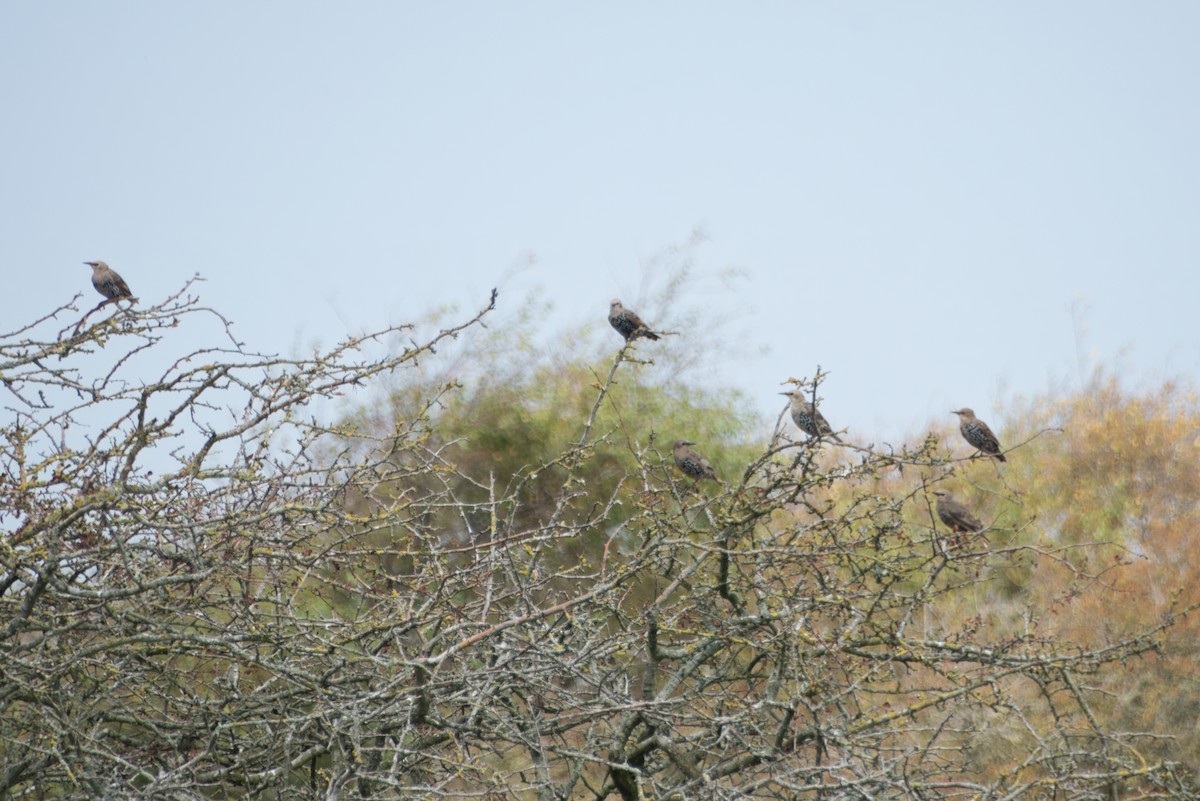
xmin=1 ymin=281 xmax=1196 ymax=800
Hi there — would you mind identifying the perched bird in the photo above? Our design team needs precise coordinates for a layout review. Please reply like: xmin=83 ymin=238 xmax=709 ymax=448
xmin=85 ymin=260 xmax=135 ymax=303
xmin=951 ymin=408 xmax=1006 ymax=462
xmin=220 ymin=663 xmax=240 ymax=695
xmin=781 ymin=390 xmax=843 ymax=442
xmin=672 ymin=440 xmax=718 ymax=482
xmin=933 ymin=490 xmax=983 ymax=534
xmin=608 ymin=299 xmax=660 ymax=342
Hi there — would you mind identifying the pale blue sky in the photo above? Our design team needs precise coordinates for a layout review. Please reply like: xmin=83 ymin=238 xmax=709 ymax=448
xmin=2 ymin=3 xmax=1197 ymax=440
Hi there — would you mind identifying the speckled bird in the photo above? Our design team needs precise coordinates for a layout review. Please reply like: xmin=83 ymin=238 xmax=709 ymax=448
xmin=608 ymin=299 xmax=660 ymax=342
xmin=781 ymin=390 xmax=842 ymax=442
xmin=85 ymin=260 xmax=135 ymax=303
xmin=933 ymin=490 xmax=983 ymax=534
xmin=672 ymin=440 xmax=718 ymax=482
xmin=951 ymin=408 xmax=1005 ymax=462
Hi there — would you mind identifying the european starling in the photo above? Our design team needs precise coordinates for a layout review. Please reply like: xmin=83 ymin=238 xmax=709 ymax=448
xmin=85 ymin=260 xmax=135 ymax=303
xmin=933 ymin=490 xmax=982 ymax=534
xmin=951 ymin=408 xmax=1006 ymax=462
xmin=220 ymin=663 xmax=240 ymax=695
xmin=781 ymin=390 xmax=843 ymax=442
xmin=608 ymin=299 xmax=660 ymax=342
xmin=673 ymin=440 xmax=718 ymax=482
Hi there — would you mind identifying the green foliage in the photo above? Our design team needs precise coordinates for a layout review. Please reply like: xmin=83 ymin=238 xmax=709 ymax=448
xmin=337 ymin=282 xmax=762 ymax=575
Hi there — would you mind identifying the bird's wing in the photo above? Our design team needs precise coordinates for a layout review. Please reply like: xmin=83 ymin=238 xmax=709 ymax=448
xmin=979 ymin=423 xmax=1001 ymax=450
